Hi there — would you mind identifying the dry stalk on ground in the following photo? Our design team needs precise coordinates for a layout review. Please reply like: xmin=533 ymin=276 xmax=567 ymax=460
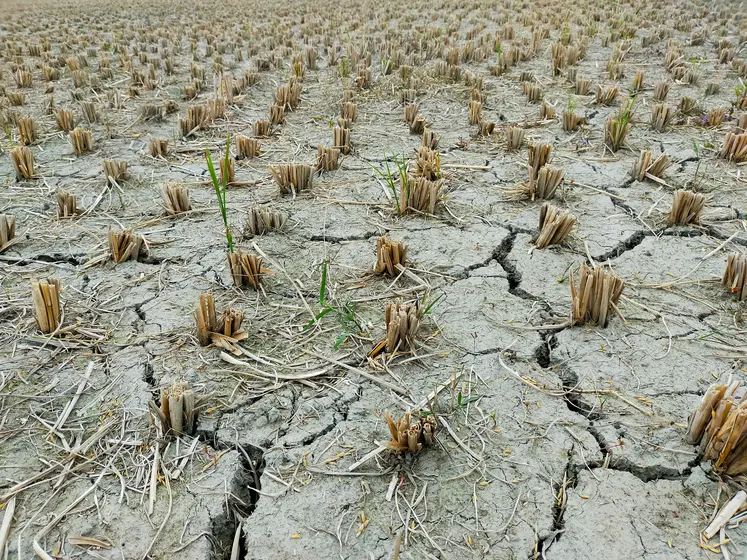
xmin=631 ymin=151 xmax=672 ymax=181
xmin=236 ymin=135 xmax=260 ymax=159
xmin=149 ymin=381 xmax=207 ymax=437
xmin=227 ymin=250 xmax=264 ymax=289
xmin=57 ymin=191 xmax=77 ymax=218
xmin=69 ymin=127 xmax=93 ymax=154
xmin=270 ymin=163 xmax=313 ymax=195
xmin=0 ymin=215 xmax=17 ymax=252
xmin=316 ymin=145 xmax=340 ymax=171
xmin=103 ymin=160 xmax=128 ymax=185
xmin=149 ymin=137 xmax=168 ymax=157
xmin=720 ymin=133 xmax=747 ymax=162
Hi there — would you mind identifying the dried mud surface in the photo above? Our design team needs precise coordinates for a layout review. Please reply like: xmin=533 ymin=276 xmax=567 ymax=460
xmin=0 ymin=0 xmax=746 ymax=558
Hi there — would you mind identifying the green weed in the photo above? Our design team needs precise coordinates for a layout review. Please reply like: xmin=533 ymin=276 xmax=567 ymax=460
xmin=205 ymin=134 xmax=234 ymax=252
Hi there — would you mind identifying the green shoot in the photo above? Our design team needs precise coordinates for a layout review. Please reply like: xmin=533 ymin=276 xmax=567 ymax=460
xmin=367 ymin=152 xmax=408 ymax=215
xmin=304 ymin=261 xmax=361 ymax=348
xmin=206 ymin=134 xmax=234 ymax=253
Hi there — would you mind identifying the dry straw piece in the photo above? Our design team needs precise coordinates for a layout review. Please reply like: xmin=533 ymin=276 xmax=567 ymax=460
xmin=536 ymin=204 xmax=576 ymax=249
xmin=57 ymin=191 xmax=77 ymax=218
xmin=220 ymin=156 xmax=235 ymax=185
xmin=69 ymin=127 xmax=93 ymax=154
xmin=631 ymin=70 xmax=644 ymax=92
xmin=269 ymin=103 xmax=285 ymax=125
xmin=316 ymin=145 xmax=340 ymax=171
xmin=409 ymin=114 xmax=425 ymax=134
xmin=0 ymin=214 xmax=17 ymax=252
xmin=108 ymin=227 xmax=144 ymax=263
xmin=18 ymin=118 xmax=36 ymax=145
xmin=668 ymin=190 xmax=705 ymax=227
xmin=161 ymin=184 xmax=191 ymax=216
xmin=477 ymin=120 xmax=495 ymax=136
xmin=270 ymin=163 xmax=313 ymax=195
xmin=236 ymin=135 xmax=260 ymax=159
xmin=383 ymin=411 xmax=437 ymax=454
xmin=31 ymin=278 xmax=62 ymax=334
xmin=243 ymin=206 xmax=287 ymax=237
xmin=149 ymin=381 xmax=206 ymax=437
xmin=149 ymin=137 xmax=168 ymax=157
xmin=575 ymin=77 xmax=590 ymax=95
xmin=227 ymin=250 xmax=265 ymax=289
xmin=385 ymin=301 xmax=422 ymax=352
xmin=570 ymin=263 xmax=624 ymax=327
xmin=376 ymin=236 xmax=407 ymax=277
xmin=10 ymin=146 xmax=34 ymax=179
xmin=195 ymin=293 xmax=248 ymax=347
xmin=103 ymin=160 xmax=128 ymax=185
xmin=403 ymin=103 xmax=419 ymax=124
xmin=686 ymin=380 xmax=747 ymax=476
xmin=630 ymin=151 xmax=672 ymax=181
xmin=723 ymin=253 xmax=747 ymax=301
xmin=720 ymin=133 xmax=747 ymax=162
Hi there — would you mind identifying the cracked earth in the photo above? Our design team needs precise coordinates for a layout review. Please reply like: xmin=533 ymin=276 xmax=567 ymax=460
xmin=1 ymin=0 xmax=747 ymax=558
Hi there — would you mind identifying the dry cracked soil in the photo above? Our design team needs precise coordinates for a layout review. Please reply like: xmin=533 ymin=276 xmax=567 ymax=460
xmin=1 ymin=0 xmax=747 ymax=558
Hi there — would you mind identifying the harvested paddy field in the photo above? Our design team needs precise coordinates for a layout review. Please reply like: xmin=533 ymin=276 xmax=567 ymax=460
xmin=1 ymin=0 xmax=747 ymax=558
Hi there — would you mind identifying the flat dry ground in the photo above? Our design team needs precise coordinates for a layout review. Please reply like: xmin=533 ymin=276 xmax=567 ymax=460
xmin=1 ymin=0 xmax=747 ymax=558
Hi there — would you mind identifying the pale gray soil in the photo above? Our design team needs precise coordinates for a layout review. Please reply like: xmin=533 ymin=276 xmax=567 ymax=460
xmin=1 ymin=0 xmax=746 ymax=558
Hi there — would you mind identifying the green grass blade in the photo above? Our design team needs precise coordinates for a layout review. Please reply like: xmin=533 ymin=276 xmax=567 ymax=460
xmin=319 ymin=261 xmax=328 ymax=303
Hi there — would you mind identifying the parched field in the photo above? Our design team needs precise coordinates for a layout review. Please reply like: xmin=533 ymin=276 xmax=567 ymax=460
xmin=1 ymin=0 xmax=747 ymax=558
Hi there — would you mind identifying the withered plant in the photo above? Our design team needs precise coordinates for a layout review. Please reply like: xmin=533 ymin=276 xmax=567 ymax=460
xmin=69 ymin=127 xmax=93 ymax=154
xmin=409 ymin=113 xmax=425 ymax=134
xmin=679 ymin=96 xmax=698 ymax=115
xmin=403 ymin=176 xmax=443 ymax=215
xmin=161 ymin=183 xmax=191 ymax=216
xmin=575 ymin=77 xmax=590 ymax=95
xmin=505 ymin=125 xmax=525 ymax=151
xmin=254 ymin=120 xmax=270 ymax=137
xmin=316 ymin=145 xmax=340 ymax=171
xmin=403 ymin=103 xmax=419 ymax=124
xmin=220 ymin=156 xmax=235 ymax=185
xmin=0 ymin=214 xmax=17 ymax=252
xmin=103 ymin=160 xmax=127 ymax=185
xmin=631 ymin=151 xmax=672 ymax=181
xmin=468 ymin=100 xmax=482 ymax=124
xmin=536 ymin=204 xmax=576 ymax=248
xmin=687 ymin=381 xmax=747 ymax=476
xmin=651 ymin=104 xmax=673 ymax=132
xmin=341 ymin=102 xmax=357 ymax=121
xmin=195 ymin=293 xmax=247 ymax=346
xmin=108 ymin=227 xmax=144 ymax=263
xmin=595 ymin=85 xmax=618 ymax=106
xmin=562 ymin=111 xmax=582 ymax=132
xmin=236 ymin=135 xmax=260 ymax=159
xmin=631 ymin=70 xmax=644 ymax=92
xmin=668 ymin=190 xmax=705 ymax=226
xmin=227 ymin=250 xmax=264 ymax=289
xmin=333 ymin=125 xmax=350 ymax=154
xmin=570 ymin=263 xmax=624 ymax=327
xmin=10 ymin=146 xmax=34 ymax=179
xmin=539 ymin=101 xmax=556 ymax=120
xmin=31 ymin=278 xmax=62 ymax=334
xmin=149 ymin=137 xmax=168 ymax=157
xmin=477 ymin=120 xmax=495 ymax=136
xmin=55 ymin=108 xmax=75 ymax=131
xmin=523 ymin=82 xmax=542 ymax=102
xmin=149 ymin=381 xmax=207 ymax=438
xmin=414 ymin=146 xmax=440 ymax=180
xmin=243 ymin=206 xmax=287 ymax=237
xmin=80 ymin=101 xmax=98 ymax=123
xmin=385 ymin=301 xmax=422 ymax=352
xmin=376 ymin=236 xmax=407 ymax=277
xmin=422 ymin=129 xmax=438 ymax=149
xmin=653 ymin=82 xmax=670 ymax=101
xmin=723 ymin=253 xmax=747 ymax=301
xmin=269 ymin=103 xmax=285 ymax=125
xmin=57 ymin=191 xmax=77 ymax=218
xmin=270 ymin=163 xmax=313 ymax=195
xmin=18 ymin=118 xmax=36 ymax=145
xmin=8 ymin=92 xmax=26 ymax=106
xmin=706 ymin=107 xmax=727 ymax=127
xmin=720 ymin=133 xmax=747 ymax=162
xmin=383 ymin=411 xmax=437 ymax=454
